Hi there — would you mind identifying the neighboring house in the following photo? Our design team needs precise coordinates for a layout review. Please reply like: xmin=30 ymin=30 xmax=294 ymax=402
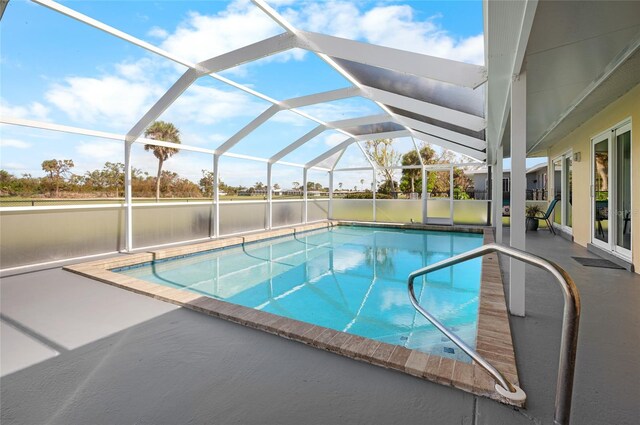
xmin=238 ymin=188 xmax=283 ymax=196
xmin=466 ymin=163 xmax=548 ymax=201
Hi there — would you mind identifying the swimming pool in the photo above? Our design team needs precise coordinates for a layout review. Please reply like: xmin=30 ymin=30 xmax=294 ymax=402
xmin=114 ymin=226 xmax=484 ymax=362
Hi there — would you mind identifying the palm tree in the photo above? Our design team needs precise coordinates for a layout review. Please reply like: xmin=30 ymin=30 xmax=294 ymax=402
xmin=144 ymin=121 xmax=181 ymax=201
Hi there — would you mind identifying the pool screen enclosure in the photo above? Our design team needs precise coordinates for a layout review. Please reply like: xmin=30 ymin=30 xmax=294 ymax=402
xmin=0 ymin=0 xmax=490 ymax=260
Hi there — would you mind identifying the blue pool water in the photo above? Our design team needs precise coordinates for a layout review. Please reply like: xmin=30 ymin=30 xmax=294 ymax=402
xmin=115 ymin=226 xmax=484 ymax=361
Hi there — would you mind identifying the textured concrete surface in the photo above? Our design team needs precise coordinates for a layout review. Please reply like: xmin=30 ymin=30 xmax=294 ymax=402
xmin=1 ymin=230 xmax=639 ymax=424
xmin=494 ymin=229 xmax=640 ymax=425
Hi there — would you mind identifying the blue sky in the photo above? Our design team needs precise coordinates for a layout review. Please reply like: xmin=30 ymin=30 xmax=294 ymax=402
xmin=1 ymin=0 xmax=486 ymax=189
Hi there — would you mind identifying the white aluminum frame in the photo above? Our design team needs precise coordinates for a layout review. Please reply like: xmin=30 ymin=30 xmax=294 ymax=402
xmin=551 ymin=149 xmax=574 ymax=235
xmin=2 ymin=0 xmax=501 ymax=266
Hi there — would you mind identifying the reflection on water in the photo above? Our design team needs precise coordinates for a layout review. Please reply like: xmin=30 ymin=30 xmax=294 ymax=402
xmin=117 ymin=226 xmax=484 ymax=362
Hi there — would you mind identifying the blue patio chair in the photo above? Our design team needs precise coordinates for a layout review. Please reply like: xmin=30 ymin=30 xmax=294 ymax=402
xmin=529 ymin=198 xmax=559 ymax=235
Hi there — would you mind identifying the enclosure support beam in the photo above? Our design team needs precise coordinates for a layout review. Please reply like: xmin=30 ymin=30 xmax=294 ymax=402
xmin=328 ymin=171 xmax=334 ymax=220
xmin=362 ymin=86 xmax=486 ymax=132
xmin=281 ymin=87 xmax=359 ymax=109
xmin=267 ymin=163 xmax=273 ymax=229
xmin=510 ymin=71 xmax=527 ymax=317
xmin=270 ymin=125 xmax=326 ymax=164
xmin=354 ymin=130 xmax=411 ymax=141
xmin=400 ymin=116 xmax=486 ymax=151
xmin=296 ymin=30 xmax=487 ymax=89
xmin=372 ymin=168 xmax=377 ymax=222
xmin=493 ymin=146 xmax=504 ymax=244
xmin=210 ymin=155 xmax=216 ymax=238
xmin=306 ymin=137 xmax=354 ymax=168
xmin=216 ymin=104 xmax=281 ymax=155
xmin=303 ymin=168 xmax=308 ymax=224
xmin=124 ymin=141 xmax=133 ymax=252
xmin=421 ymin=167 xmax=428 ymax=224
xmin=487 ymin=165 xmax=493 ymax=226
xmin=126 ymin=69 xmax=199 ymax=142
xmin=327 ymin=114 xmax=391 ymax=129
xmin=198 ymin=33 xmax=297 ymax=74
xmin=449 ymin=164 xmax=454 ymax=223
xmin=410 ymin=131 xmax=486 ymax=162
xmin=213 ymin=154 xmax=220 ymax=238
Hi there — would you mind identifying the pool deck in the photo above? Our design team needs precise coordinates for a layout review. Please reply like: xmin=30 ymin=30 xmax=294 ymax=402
xmin=1 ymin=227 xmax=639 ymax=424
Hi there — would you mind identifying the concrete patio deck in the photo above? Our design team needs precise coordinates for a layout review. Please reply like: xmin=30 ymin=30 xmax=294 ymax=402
xmin=1 ymin=229 xmax=639 ymax=424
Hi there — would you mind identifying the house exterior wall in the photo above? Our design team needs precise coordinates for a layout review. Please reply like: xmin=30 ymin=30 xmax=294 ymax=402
xmin=547 ymin=83 xmax=640 ymax=273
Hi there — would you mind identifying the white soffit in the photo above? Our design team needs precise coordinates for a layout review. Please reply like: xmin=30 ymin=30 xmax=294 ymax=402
xmin=529 ymin=46 xmax=640 ymax=155
xmin=485 ymin=0 xmax=530 ymax=163
xmin=524 ymin=0 xmax=640 ymax=152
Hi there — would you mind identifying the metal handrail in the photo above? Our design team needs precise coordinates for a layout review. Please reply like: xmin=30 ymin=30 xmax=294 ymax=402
xmin=407 ymin=243 xmax=580 ymax=425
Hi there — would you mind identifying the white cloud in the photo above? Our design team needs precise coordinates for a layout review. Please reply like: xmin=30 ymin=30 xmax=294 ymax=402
xmin=270 ymin=109 xmax=311 ymax=127
xmin=323 ymin=133 xmax=347 ymax=147
xmin=42 ymin=56 xmax=188 ymax=130
xmin=147 ymin=26 xmax=168 ymax=39
xmin=281 ymin=1 xmax=484 ymax=65
xmin=218 ymin=157 xmax=268 ymax=185
xmin=332 ymin=247 xmax=365 ymax=272
xmin=0 ymin=138 xmax=31 ymax=149
xmin=0 ymin=98 xmax=50 ymax=121
xmin=159 ymin=1 xmax=285 ymax=65
xmin=0 ymin=162 xmax=28 ymax=171
xmin=166 ymin=84 xmax=264 ymax=126
xmin=114 ymin=60 xmax=152 ymax=81
xmin=76 ymin=141 xmax=123 ymax=161
xmin=45 ymin=75 xmax=157 ymax=127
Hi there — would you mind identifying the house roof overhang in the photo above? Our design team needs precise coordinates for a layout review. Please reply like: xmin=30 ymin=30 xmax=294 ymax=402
xmin=485 ymin=0 xmax=640 ymax=161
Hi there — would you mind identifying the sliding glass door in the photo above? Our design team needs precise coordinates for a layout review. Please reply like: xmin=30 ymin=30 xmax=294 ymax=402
xmin=592 ymin=135 xmax=609 ymax=247
xmin=592 ymin=121 xmax=632 ymax=259
xmin=615 ymin=123 xmax=632 ymax=258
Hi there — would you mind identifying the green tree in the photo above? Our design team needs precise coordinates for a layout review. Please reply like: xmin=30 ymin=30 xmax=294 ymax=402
xmin=0 ymin=170 xmax=16 ymax=196
xmin=144 ymin=120 xmax=181 ymax=201
xmin=103 ymin=162 xmax=125 ymax=197
xmin=86 ymin=162 xmax=125 ymax=197
xmin=199 ymin=170 xmax=215 ymax=197
xmin=399 ymin=144 xmax=438 ymax=193
xmin=41 ymin=159 xmax=74 ymax=197
xmin=453 ymin=167 xmax=472 ymax=199
xmin=365 ymin=139 xmax=400 ymax=194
